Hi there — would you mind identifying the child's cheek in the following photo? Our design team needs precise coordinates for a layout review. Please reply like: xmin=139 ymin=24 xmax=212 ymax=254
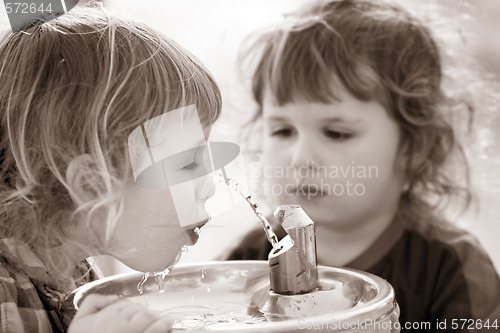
xmin=169 ymin=181 xmax=197 ymax=227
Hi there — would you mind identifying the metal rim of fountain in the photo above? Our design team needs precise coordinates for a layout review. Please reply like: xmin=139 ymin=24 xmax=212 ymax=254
xmin=68 ymin=261 xmax=397 ymax=332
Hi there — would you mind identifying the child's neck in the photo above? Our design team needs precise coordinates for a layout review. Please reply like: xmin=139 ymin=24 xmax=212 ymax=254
xmin=315 ymin=210 xmax=397 ymax=268
xmin=36 ymin=243 xmax=87 ymax=291
xmin=37 ymin=224 xmax=101 ymax=291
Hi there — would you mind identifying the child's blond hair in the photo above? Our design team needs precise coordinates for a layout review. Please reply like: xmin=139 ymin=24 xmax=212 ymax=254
xmin=0 ymin=3 xmax=221 ymax=276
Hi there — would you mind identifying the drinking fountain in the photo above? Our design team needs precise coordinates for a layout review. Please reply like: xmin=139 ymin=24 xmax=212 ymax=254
xmin=68 ymin=205 xmax=399 ymax=332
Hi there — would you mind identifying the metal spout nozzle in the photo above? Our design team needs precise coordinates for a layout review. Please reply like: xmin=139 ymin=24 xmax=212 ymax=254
xmin=268 ymin=205 xmax=319 ymax=295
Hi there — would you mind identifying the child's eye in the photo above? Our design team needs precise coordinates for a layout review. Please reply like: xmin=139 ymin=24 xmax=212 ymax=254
xmin=324 ymin=130 xmax=351 ymax=141
xmin=270 ymin=128 xmax=294 ymax=137
xmin=181 ymin=161 xmax=200 ymax=170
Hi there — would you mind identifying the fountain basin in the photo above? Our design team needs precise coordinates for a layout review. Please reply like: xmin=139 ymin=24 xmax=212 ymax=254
xmin=69 ymin=261 xmax=399 ymax=332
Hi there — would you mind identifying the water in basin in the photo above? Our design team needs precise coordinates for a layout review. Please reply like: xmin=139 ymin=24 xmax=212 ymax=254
xmin=129 ymin=278 xmax=353 ymax=329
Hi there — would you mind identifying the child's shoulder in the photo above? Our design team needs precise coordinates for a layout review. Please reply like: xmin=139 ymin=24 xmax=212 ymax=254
xmin=0 ymin=240 xmax=42 ymax=302
xmin=404 ymin=218 xmax=500 ymax=311
xmin=400 ymin=217 xmax=496 ymax=276
xmin=0 ymin=247 xmax=50 ymax=332
xmin=405 ymin=218 xmax=486 ymax=261
xmin=0 ymin=239 xmax=91 ymax=331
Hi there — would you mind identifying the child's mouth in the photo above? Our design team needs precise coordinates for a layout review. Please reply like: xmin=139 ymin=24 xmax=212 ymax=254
xmin=185 ymin=229 xmax=199 ymax=245
xmin=292 ymin=184 xmax=328 ymax=198
xmin=184 ymin=218 xmax=210 ymax=245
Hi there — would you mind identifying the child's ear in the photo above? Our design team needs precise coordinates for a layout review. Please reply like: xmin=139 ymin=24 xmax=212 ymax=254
xmin=66 ymin=154 xmax=98 ymax=204
xmin=395 ymin=141 xmax=412 ymax=191
xmin=395 ymin=139 xmax=409 ymax=174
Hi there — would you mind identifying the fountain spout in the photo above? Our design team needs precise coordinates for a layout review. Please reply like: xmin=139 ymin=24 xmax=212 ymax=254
xmin=268 ymin=205 xmax=319 ymax=295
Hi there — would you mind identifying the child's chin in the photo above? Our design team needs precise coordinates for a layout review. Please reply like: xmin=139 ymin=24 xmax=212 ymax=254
xmin=279 ymin=198 xmax=324 ymax=214
xmin=125 ymin=253 xmax=181 ymax=273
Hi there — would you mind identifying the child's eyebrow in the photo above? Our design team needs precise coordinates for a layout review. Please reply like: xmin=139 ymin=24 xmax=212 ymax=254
xmin=321 ymin=117 xmax=363 ymax=123
xmin=264 ymin=116 xmax=362 ymax=123
xmin=263 ymin=116 xmax=289 ymax=122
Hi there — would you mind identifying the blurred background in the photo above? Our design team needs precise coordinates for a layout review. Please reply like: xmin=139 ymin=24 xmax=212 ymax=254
xmin=103 ymin=0 xmax=500 ymax=274
xmin=0 ymin=0 xmax=499 ymax=274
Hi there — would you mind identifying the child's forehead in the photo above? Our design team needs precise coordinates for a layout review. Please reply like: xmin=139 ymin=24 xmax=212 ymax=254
xmin=262 ymin=102 xmax=360 ymax=123
xmin=262 ymin=85 xmax=347 ymax=113
xmin=262 ymin=90 xmax=386 ymax=125
xmin=144 ymin=106 xmax=206 ymax=145
xmin=261 ymin=73 xmax=347 ymax=107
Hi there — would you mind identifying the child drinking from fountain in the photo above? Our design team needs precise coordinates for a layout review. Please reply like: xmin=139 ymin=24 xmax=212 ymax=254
xmin=0 ymin=3 xmax=221 ymax=332
xmin=228 ymin=0 xmax=500 ymax=330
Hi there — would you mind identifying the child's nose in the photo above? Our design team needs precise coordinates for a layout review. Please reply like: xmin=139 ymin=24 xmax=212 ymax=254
xmin=289 ymin=136 xmax=319 ymax=168
xmin=196 ymin=173 xmax=216 ymax=201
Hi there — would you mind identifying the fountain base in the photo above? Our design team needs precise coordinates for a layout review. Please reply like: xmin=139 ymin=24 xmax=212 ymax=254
xmin=69 ymin=261 xmax=399 ymax=332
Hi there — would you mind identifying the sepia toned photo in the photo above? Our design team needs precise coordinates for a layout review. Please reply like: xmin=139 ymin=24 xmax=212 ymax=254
xmin=0 ymin=1 xmax=499 ymax=332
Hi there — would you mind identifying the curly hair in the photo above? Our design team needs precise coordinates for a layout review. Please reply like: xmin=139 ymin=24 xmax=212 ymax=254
xmin=241 ymin=0 xmax=473 ymax=224
xmin=0 ymin=2 xmax=221 ymax=277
